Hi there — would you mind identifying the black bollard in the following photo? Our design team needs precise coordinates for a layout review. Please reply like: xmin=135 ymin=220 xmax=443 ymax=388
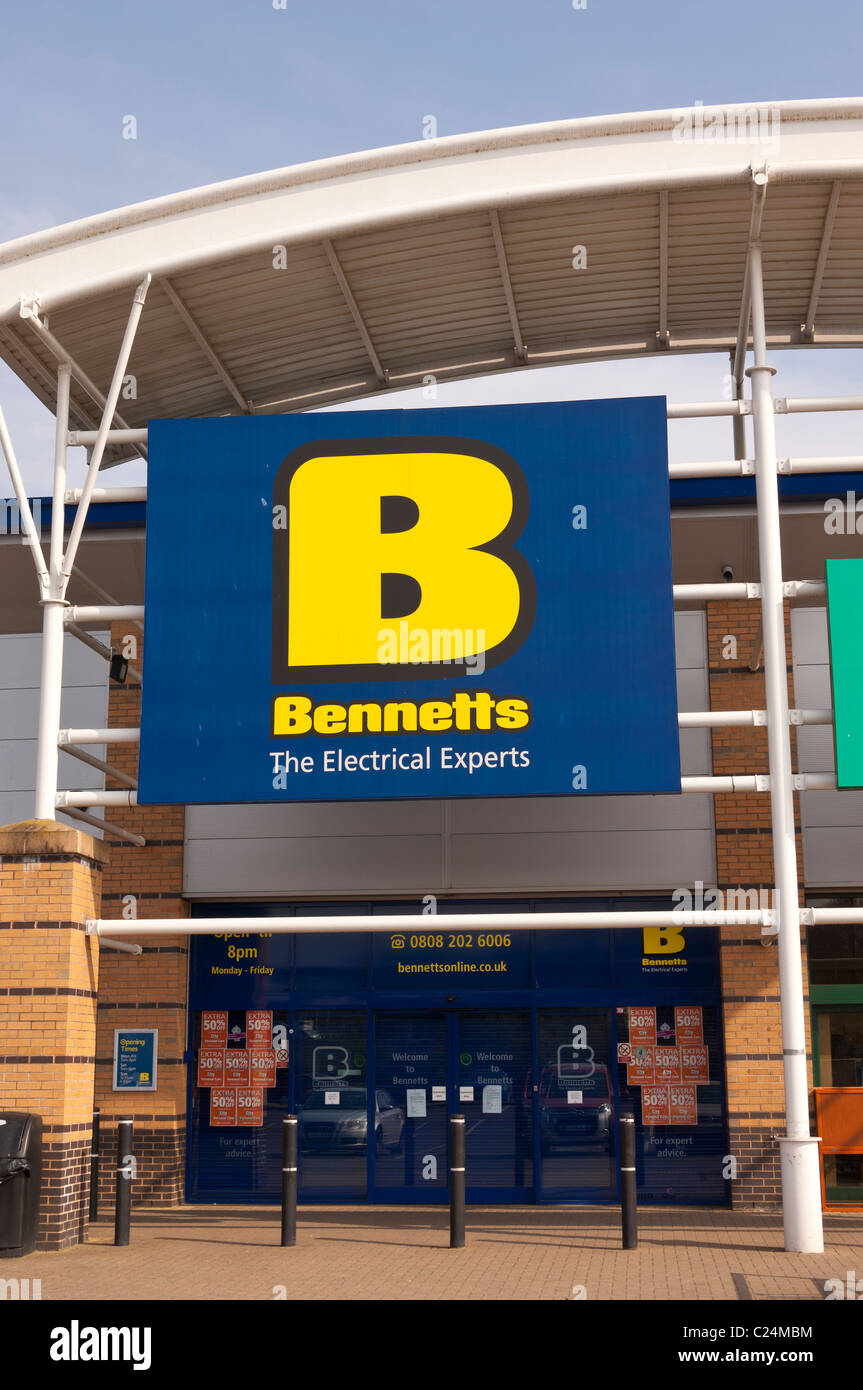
xmin=281 ymin=1115 xmax=298 ymax=1247
xmin=620 ymin=1108 xmax=637 ymax=1250
xmin=449 ymin=1114 xmax=466 ymax=1249
xmin=88 ymin=1107 xmax=101 ymax=1223
xmin=114 ymin=1117 xmax=133 ymax=1247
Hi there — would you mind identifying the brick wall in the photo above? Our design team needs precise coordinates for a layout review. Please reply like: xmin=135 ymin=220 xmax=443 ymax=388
xmin=93 ymin=623 xmax=189 ymax=1209
xmin=0 ymin=821 xmax=105 ymax=1249
xmin=707 ymin=598 xmax=813 ymax=1209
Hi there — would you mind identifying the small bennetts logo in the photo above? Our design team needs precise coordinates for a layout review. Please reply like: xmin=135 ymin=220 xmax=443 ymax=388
xmin=49 ymin=1320 xmax=151 ymax=1371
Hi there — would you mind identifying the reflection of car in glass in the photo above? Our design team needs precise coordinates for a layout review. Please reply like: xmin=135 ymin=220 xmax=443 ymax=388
xmin=300 ymin=1088 xmax=405 ymax=1153
xmin=538 ymin=1065 xmax=614 ymax=1151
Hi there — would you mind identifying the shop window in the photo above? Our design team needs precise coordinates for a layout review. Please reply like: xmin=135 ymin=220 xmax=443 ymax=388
xmin=816 ymin=1009 xmax=863 ymax=1087
xmin=807 ymin=905 xmax=863 ymax=986
xmin=824 ymin=1153 xmax=863 ymax=1206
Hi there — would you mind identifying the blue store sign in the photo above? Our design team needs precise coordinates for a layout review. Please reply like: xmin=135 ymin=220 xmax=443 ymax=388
xmin=140 ymin=399 xmax=679 ymax=803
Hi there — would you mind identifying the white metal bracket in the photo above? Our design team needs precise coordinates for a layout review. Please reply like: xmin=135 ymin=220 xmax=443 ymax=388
xmin=18 ymin=295 xmax=42 ymax=322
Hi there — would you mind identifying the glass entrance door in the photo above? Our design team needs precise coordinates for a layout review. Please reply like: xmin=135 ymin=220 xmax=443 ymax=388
xmin=373 ymin=1012 xmax=448 ymax=1200
xmin=455 ymin=1011 xmax=534 ymax=1201
xmin=536 ymin=1007 xmax=617 ymax=1201
xmin=368 ymin=1007 xmax=616 ymax=1202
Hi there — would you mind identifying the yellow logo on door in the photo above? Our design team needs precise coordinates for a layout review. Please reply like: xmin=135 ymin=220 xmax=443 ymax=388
xmin=271 ymin=437 xmax=535 ymax=683
xmin=642 ymin=926 xmax=686 ymax=955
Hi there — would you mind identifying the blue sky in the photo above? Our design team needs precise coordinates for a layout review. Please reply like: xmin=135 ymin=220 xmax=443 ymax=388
xmin=1 ymin=0 xmax=860 ymax=490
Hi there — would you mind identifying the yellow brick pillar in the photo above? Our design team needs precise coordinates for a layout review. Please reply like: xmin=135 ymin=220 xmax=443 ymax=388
xmin=0 ymin=819 xmax=107 ymax=1249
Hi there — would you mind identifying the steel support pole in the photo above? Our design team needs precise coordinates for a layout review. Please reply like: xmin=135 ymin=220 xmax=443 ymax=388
xmin=34 ymin=366 xmax=71 ymax=820
xmin=449 ymin=1115 xmax=466 ymax=1248
xmin=281 ymin=1116 xmax=298 ymax=1247
xmin=730 ymin=348 xmax=747 ymax=462
xmin=114 ymin=1117 xmax=133 ymax=1247
xmin=747 ymin=242 xmax=823 ymax=1253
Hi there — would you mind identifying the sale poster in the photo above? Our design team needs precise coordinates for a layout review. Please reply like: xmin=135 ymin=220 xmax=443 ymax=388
xmin=628 ymin=1007 xmax=656 ymax=1048
xmin=627 ymin=1047 xmax=655 ymax=1086
xmin=669 ymin=1085 xmax=698 ymax=1125
xmin=250 ymin=1050 xmax=277 ymax=1088
xmin=675 ymin=1006 xmax=704 ymax=1045
xmin=680 ymin=1045 xmax=710 ymax=1084
xmin=236 ymin=1088 xmax=264 ymax=1127
xmin=197 ymin=1049 xmax=225 ymax=1088
xmin=210 ymin=1088 xmax=237 ymax=1127
xmin=641 ymin=1085 xmax=670 ymax=1124
xmin=653 ymin=1046 xmax=682 ymax=1083
xmin=246 ymin=1010 xmax=273 ymax=1050
xmin=201 ymin=1011 xmax=228 ymax=1048
xmin=224 ymin=1049 xmax=251 ymax=1087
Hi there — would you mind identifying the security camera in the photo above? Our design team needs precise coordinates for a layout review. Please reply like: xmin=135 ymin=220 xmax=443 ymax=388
xmin=721 ymin=564 xmax=735 ymax=583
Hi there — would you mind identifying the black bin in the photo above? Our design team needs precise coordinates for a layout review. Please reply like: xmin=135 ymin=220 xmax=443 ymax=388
xmin=0 ymin=1113 xmax=42 ymax=1258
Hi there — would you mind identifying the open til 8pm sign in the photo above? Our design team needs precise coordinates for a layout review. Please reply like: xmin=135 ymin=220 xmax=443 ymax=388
xmin=138 ymin=400 xmax=680 ymax=803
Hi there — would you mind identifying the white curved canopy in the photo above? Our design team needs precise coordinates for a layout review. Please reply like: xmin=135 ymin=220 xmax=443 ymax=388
xmin=0 ymin=98 xmax=860 ymax=447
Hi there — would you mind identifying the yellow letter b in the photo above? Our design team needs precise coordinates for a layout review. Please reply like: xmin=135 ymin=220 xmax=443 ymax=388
xmin=272 ymin=438 xmax=534 ymax=682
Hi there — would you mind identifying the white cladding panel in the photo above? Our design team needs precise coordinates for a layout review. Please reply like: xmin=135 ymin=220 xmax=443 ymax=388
xmin=792 ymin=607 xmax=863 ymax=886
xmin=184 ymin=612 xmax=715 ymax=899
xmin=0 ymin=633 xmax=108 ymax=830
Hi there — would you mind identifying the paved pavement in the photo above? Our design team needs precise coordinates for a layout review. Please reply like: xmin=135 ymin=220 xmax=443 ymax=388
xmin=10 ymin=1207 xmax=863 ymax=1301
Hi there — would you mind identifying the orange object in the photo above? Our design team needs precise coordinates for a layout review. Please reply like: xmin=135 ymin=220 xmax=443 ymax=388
xmin=815 ymin=1088 xmax=863 ymax=1210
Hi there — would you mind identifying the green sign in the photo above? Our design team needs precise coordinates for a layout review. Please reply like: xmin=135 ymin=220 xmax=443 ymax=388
xmin=826 ymin=559 xmax=863 ymax=788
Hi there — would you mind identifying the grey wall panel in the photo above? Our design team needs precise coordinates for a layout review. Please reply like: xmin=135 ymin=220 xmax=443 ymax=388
xmin=791 ymin=607 xmax=863 ymax=886
xmin=0 ymin=633 xmax=109 ymax=689
xmin=184 ymin=835 xmax=444 ymax=898
xmin=0 ymin=633 xmax=108 ymax=832
xmin=185 ymin=611 xmax=715 ymax=899
xmin=187 ymin=799 xmax=442 ymax=839
xmin=448 ymin=792 xmax=710 ymax=835
xmin=449 ymin=829 xmax=715 ymax=893
xmin=674 ymin=612 xmax=708 ymax=669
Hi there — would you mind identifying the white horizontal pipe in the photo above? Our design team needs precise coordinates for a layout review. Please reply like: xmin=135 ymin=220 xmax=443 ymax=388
xmin=667 ymin=400 xmax=749 ymax=419
xmin=68 ymin=429 xmax=149 ymax=447
xmin=778 ymin=456 xmax=863 ymax=473
xmin=810 ymin=908 xmax=863 ymax=925
xmin=678 ymin=708 xmax=832 ymax=728
xmin=56 ymin=789 xmax=137 ymax=808
xmin=671 ymin=456 xmax=863 ymax=479
xmin=673 ymin=582 xmax=761 ymax=600
xmin=86 ymin=907 xmax=774 ymax=937
xmin=779 ymin=396 xmax=863 ymax=414
xmin=783 ymin=580 xmax=826 ymax=597
xmin=793 ymin=772 xmax=837 ymax=790
xmin=682 ymin=775 xmax=768 ymax=793
xmin=64 ymin=604 xmax=144 ymax=623
xmin=64 ymin=486 xmax=147 ymax=503
xmin=670 ymin=460 xmax=755 ymax=478
xmin=60 ymin=727 xmax=140 ymax=744
xmin=790 ymin=708 xmax=834 ymax=726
